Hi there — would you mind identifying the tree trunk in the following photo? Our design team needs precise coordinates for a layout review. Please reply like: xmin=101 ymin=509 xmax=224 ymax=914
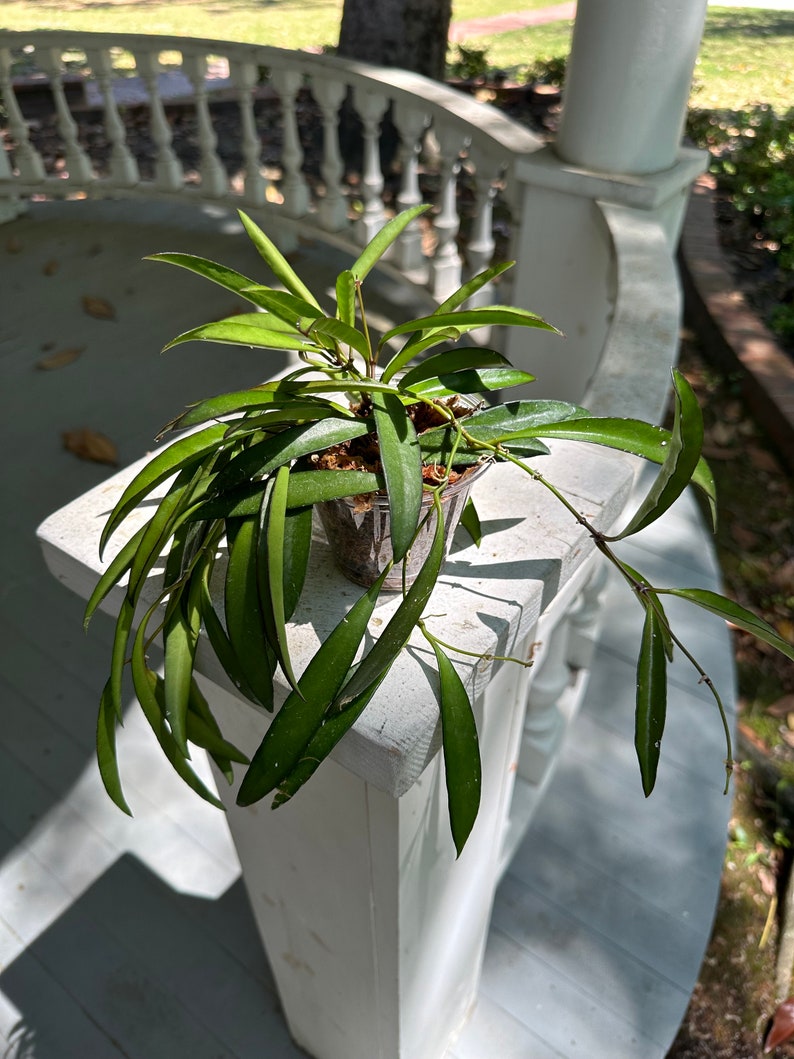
xmin=337 ymin=0 xmax=453 ymax=82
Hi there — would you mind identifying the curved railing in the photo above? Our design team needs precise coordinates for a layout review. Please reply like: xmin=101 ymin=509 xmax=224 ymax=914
xmin=0 ymin=30 xmax=544 ymax=301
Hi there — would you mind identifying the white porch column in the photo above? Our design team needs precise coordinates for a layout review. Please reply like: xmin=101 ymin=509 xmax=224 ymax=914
xmin=556 ymin=0 xmax=709 ymax=175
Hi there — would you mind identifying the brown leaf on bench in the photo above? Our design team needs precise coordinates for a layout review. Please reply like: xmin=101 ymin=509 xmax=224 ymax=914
xmin=62 ymin=428 xmax=118 ymax=465
xmin=82 ymin=295 xmax=116 ymax=320
xmin=765 ymin=997 xmax=794 ymax=1052
xmin=36 ymin=346 xmax=85 ymax=371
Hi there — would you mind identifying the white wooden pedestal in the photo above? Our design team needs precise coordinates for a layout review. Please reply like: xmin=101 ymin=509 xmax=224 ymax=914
xmin=37 ymin=442 xmax=634 ymax=1059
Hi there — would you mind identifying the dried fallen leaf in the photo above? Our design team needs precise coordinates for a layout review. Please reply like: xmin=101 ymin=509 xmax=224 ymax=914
xmin=82 ymin=295 xmax=116 ymax=320
xmin=36 ymin=346 xmax=84 ymax=371
xmin=62 ymin=428 xmax=118 ymax=465
xmin=768 ymin=694 xmax=794 ymax=719
xmin=5 ymin=235 xmax=22 ymax=254
xmin=765 ymin=997 xmax=794 ymax=1052
xmin=42 ymin=259 xmax=59 ymax=276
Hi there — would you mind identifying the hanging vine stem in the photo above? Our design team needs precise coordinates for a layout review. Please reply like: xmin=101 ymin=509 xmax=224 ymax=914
xmin=420 ymin=420 xmax=737 ymax=790
xmin=418 ymin=618 xmax=535 ymax=670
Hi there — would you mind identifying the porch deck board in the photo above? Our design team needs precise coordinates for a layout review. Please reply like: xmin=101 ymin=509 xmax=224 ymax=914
xmin=0 ymin=201 xmax=734 ymax=1058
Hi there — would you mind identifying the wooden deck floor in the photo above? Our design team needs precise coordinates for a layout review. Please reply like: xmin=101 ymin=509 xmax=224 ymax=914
xmin=0 ymin=201 xmax=736 ymax=1058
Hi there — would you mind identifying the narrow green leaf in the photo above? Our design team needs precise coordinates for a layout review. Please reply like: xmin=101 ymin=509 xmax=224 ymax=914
xmin=146 ymin=252 xmax=264 ymax=304
xmin=237 ymin=565 xmax=392 ymax=805
xmin=239 ymin=288 xmax=325 ymax=325
xmin=221 ymin=401 xmax=355 ymax=440
xmin=380 ymin=327 xmax=464 ymax=379
xmin=224 ymin=517 xmax=277 ymax=711
xmin=272 ymin=671 xmax=388 ymax=807
xmin=190 ymin=470 xmax=383 ymax=521
xmin=134 ymin=658 xmax=225 ymax=810
xmin=162 ymin=319 xmax=319 ymax=354
xmin=258 ymin=466 xmax=301 ymax=693
xmin=397 ymin=348 xmax=510 ymax=389
xmin=430 ymin=640 xmax=482 ymax=856
xmin=333 ymin=493 xmax=446 ymax=709
xmin=381 ymin=306 xmax=559 ymax=344
xmin=350 ymin=204 xmax=431 ymax=282
xmin=213 ymin=418 xmax=370 ymax=492
xmin=197 ymin=563 xmax=264 ymax=707
xmin=635 ymin=604 xmax=668 ymax=797
xmin=405 ymin=367 xmax=536 ymax=397
xmin=336 ymin=269 xmax=356 ymax=326
xmin=527 ymin=415 xmax=717 ymax=524
xmin=660 ymin=588 xmax=794 ymax=662
xmin=238 ymin=210 xmax=322 ymax=308
xmin=371 ymin=390 xmax=423 ymax=562
xmin=282 ymin=505 xmax=313 ymax=620
xmin=306 ymin=316 xmax=371 ymax=358
xmin=96 ymin=679 xmax=132 ymax=815
xmin=85 ymin=523 xmax=147 ymax=629
xmin=162 ymin=602 xmax=196 ymax=757
xmin=459 ymin=497 xmax=482 ymax=548
xmin=99 ymin=425 xmax=228 ymax=557
xmin=105 ymin=595 xmax=135 ymax=722
xmin=610 ymin=369 xmax=705 ymax=540
xmin=185 ymin=681 xmax=250 ymax=766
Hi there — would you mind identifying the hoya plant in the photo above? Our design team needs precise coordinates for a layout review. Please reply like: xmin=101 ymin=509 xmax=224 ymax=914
xmin=87 ymin=204 xmax=794 ymax=854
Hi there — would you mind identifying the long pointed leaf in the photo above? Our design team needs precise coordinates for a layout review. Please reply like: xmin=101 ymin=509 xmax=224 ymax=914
xmin=99 ymin=425 xmax=228 ymax=557
xmin=224 ymin=517 xmax=277 ymax=711
xmin=96 ymin=679 xmax=132 ymax=815
xmin=350 ymin=204 xmax=431 ymax=282
xmin=190 ymin=470 xmax=383 ymax=521
xmin=336 ymin=269 xmax=356 ymax=326
xmin=213 ymin=418 xmax=370 ymax=493
xmin=371 ymin=390 xmax=422 ymax=562
xmin=430 ymin=640 xmax=482 ymax=855
xmin=282 ymin=505 xmax=313 ymax=620
xmin=405 ymin=367 xmax=536 ymax=397
xmin=333 ymin=493 xmax=446 ymax=709
xmin=397 ymin=348 xmax=511 ymax=389
xmin=85 ymin=523 xmax=147 ymax=629
xmin=381 ymin=306 xmax=559 ymax=344
xmin=527 ymin=416 xmax=717 ymax=526
xmin=257 ymin=466 xmax=301 ymax=693
xmin=659 ymin=588 xmax=794 ymax=661
xmin=272 ymin=671 xmax=388 ymax=808
xmin=236 ymin=564 xmax=392 ymax=805
xmin=635 ymin=604 xmax=668 ymax=797
xmin=162 ymin=319 xmax=319 ymax=354
xmin=147 ymin=252 xmax=265 ymax=306
xmin=610 ymin=369 xmax=705 ymax=540
xmin=238 ymin=210 xmax=322 ymax=308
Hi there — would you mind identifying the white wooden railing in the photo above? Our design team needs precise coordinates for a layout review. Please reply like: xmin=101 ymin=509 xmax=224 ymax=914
xmin=0 ymin=30 xmax=544 ymax=302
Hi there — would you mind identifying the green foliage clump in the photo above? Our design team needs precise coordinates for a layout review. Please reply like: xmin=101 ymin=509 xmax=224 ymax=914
xmin=688 ymin=104 xmax=794 ymax=343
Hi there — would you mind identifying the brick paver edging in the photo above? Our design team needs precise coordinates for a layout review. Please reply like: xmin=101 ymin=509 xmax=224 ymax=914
xmin=679 ymin=175 xmax=794 ymax=471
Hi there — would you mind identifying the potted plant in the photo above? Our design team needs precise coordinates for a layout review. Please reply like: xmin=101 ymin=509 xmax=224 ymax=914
xmin=86 ymin=203 xmax=794 ymax=855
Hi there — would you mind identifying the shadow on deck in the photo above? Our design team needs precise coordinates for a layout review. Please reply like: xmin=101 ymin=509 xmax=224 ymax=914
xmin=0 ymin=200 xmax=735 ymax=1058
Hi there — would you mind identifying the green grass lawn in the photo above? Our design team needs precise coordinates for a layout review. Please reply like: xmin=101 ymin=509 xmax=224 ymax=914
xmin=1 ymin=2 xmax=791 ymax=111
xmin=468 ymin=8 xmax=793 ymax=111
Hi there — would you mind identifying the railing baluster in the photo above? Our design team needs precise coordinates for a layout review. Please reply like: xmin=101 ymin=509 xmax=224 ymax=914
xmin=182 ymin=51 xmax=227 ymax=198
xmin=85 ymin=47 xmax=139 ymax=187
xmin=520 ymin=616 xmax=572 ymax=786
xmin=429 ymin=126 xmax=465 ymax=301
xmin=37 ymin=47 xmax=94 ymax=183
xmin=313 ymin=74 xmax=348 ymax=233
xmin=352 ymin=86 xmax=389 ymax=245
xmin=270 ymin=67 xmax=309 ymax=218
xmin=567 ymin=560 xmax=609 ymax=670
xmin=391 ymin=102 xmax=428 ymax=273
xmin=0 ymin=47 xmax=46 ymax=183
xmin=135 ymin=48 xmax=183 ymax=191
xmin=465 ymin=148 xmax=498 ymax=302
xmin=231 ymin=57 xmax=266 ymax=206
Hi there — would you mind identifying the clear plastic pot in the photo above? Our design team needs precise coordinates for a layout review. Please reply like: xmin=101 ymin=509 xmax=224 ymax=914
xmin=317 ymin=460 xmax=490 ymax=591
